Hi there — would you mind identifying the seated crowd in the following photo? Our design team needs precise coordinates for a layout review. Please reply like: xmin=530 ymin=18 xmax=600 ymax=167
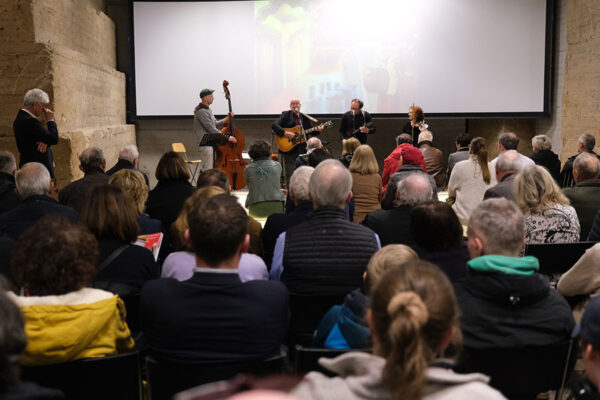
xmin=1 ymin=128 xmax=600 ymax=399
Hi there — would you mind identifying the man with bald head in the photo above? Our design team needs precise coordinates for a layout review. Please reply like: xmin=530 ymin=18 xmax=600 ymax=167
xmin=270 ymin=159 xmax=379 ymax=298
xmin=484 ymin=150 xmax=522 ymax=201
xmin=563 ymin=152 xmax=600 ymax=238
xmin=272 ymin=99 xmax=323 ymax=186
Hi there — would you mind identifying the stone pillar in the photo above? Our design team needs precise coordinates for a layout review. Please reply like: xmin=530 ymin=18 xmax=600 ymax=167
xmin=0 ymin=0 xmax=135 ymax=188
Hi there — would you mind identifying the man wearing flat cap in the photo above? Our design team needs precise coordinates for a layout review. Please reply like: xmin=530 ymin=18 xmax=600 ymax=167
xmin=194 ymin=88 xmax=236 ymax=170
xmin=572 ymin=297 xmax=600 ymax=398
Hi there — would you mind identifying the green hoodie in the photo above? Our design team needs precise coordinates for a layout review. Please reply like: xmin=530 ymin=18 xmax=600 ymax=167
xmin=467 ymin=255 xmax=539 ymax=276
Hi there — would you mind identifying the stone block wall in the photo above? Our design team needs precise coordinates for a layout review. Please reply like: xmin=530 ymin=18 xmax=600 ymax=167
xmin=0 ymin=0 xmax=135 ymax=188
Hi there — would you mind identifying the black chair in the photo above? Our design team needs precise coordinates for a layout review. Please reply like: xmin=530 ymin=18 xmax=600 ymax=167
xmin=288 ymin=293 xmax=346 ymax=346
xmin=146 ymin=352 xmax=287 ymax=400
xmin=455 ymin=341 xmax=576 ymax=400
xmin=122 ymin=293 xmax=141 ymax=335
xmin=20 ymin=351 xmax=142 ymax=400
xmin=524 ymin=241 xmax=597 ymax=276
xmin=294 ymin=345 xmax=371 ymax=375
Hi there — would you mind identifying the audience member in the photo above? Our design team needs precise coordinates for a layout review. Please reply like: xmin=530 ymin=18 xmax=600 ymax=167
xmin=349 ymin=145 xmax=382 ymax=223
xmin=563 ymin=152 xmax=600 ymax=239
xmin=197 ymin=168 xmax=263 ymax=255
xmin=530 ymin=134 xmax=561 ymax=183
xmin=163 ymin=186 xmax=268 ymax=282
xmin=109 ymin=169 xmax=162 ymax=234
xmin=515 ymin=165 xmax=580 ymax=244
xmin=454 ymin=198 xmax=575 ymax=351
xmin=446 ymin=133 xmax=471 ymax=184
xmin=80 ymin=185 xmax=159 ymax=296
xmin=0 ymin=284 xmax=64 ymax=398
xmin=417 ymin=130 xmax=445 ymax=188
xmin=483 ymin=149 xmax=522 ymax=201
xmin=312 ymin=245 xmax=418 ymax=349
xmin=489 ymin=132 xmax=534 ymax=170
xmin=58 ymin=147 xmax=108 ymax=213
xmin=7 ymin=216 xmax=134 ymax=365
xmin=271 ymin=159 xmax=379 ymax=298
xmin=339 ymin=138 xmax=360 ymax=168
xmin=410 ymin=201 xmax=470 ymax=282
xmin=448 ymin=137 xmax=496 ymax=225
xmin=570 ymin=297 xmax=600 ymax=398
xmin=0 ymin=151 xmax=20 ymax=213
xmin=381 ymin=145 xmax=437 ymax=209
xmin=245 ymin=140 xmax=284 ymax=218
xmin=0 ymin=163 xmax=77 ymax=239
xmin=146 ymin=151 xmax=195 ymax=230
xmin=141 ymin=194 xmax=287 ymax=363
xmin=13 ymin=88 xmax=58 ymax=178
xmin=293 ymin=260 xmax=505 ymax=400
xmin=307 ymin=147 xmax=332 ymax=168
xmin=262 ymin=166 xmax=314 ymax=267
xmin=561 ymin=133 xmax=600 ymax=188
xmin=364 ymin=174 xmax=432 ymax=247
xmin=557 ymin=242 xmax=600 ymax=306
xmin=381 ymin=133 xmax=426 ymax=190
xmin=296 ymin=137 xmax=322 ymax=168
xmin=106 ymin=144 xmax=149 ymax=186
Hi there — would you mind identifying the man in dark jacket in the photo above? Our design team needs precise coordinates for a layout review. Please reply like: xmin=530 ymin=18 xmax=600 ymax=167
xmin=446 ymin=133 xmax=471 ymax=184
xmin=0 ymin=162 xmax=78 ymax=239
xmin=59 ymin=147 xmax=109 ymax=213
xmin=13 ymin=88 xmax=59 ymax=178
xmin=560 ymin=133 xmax=600 ymax=188
xmin=563 ymin=152 xmax=600 ymax=239
xmin=417 ymin=131 xmax=445 ymax=188
xmin=106 ymin=144 xmax=149 ymax=186
xmin=484 ymin=150 xmax=522 ymax=202
xmin=454 ymin=198 xmax=574 ymax=350
xmin=0 ymin=152 xmax=20 ymax=214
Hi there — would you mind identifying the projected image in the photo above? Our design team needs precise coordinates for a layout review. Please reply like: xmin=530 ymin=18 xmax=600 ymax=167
xmin=133 ymin=0 xmax=548 ymax=116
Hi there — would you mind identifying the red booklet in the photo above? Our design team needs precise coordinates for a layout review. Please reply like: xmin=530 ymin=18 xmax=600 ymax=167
xmin=135 ymin=232 xmax=163 ymax=261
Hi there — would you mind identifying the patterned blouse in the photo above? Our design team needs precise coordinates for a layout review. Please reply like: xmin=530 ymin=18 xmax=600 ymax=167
xmin=524 ymin=204 xmax=580 ymax=244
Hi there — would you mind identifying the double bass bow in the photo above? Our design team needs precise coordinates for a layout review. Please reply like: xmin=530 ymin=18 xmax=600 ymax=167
xmin=216 ymin=80 xmax=247 ymax=190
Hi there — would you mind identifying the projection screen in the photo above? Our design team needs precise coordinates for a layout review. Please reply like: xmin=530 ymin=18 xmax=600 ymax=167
xmin=132 ymin=0 xmax=552 ymax=117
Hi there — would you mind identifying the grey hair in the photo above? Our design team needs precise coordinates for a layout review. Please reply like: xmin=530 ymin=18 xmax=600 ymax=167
xmin=531 ymin=135 xmax=552 ymax=152
xmin=395 ymin=174 xmax=432 ymax=207
xmin=15 ymin=162 xmax=51 ymax=198
xmin=0 ymin=151 xmax=16 ymax=175
xmin=574 ymin=152 xmax=600 ymax=181
xmin=118 ymin=145 xmax=139 ymax=163
xmin=579 ymin=134 xmax=596 ymax=152
xmin=289 ymin=166 xmax=314 ymax=203
xmin=396 ymin=134 xmax=412 ymax=145
xmin=309 ymin=159 xmax=352 ymax=208
xmin=498 ymin=132 xmax=519 ymax=150
xmin=79 ymin=147 xmax=104 ymax=172
xmin=306 ymin=137 xmax=322 ymax=150
xmin=496 ymin=150 xmax=522 ymax=173
xmin=417 ymin=130 xmax=433 ymax=144
xmin=468 ymin=198 xmax=524 ymax=256
xmin=23 ymin=88 xmax=49 ymax=107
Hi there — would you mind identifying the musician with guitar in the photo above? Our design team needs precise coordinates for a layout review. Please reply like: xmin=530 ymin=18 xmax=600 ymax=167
xmin=193 ymin=88 xmax=236 ymax=170
xmin=272 ymin=99 xmax=326 ymax=186
xmin=338 ymin=98 xmax=375 ymax=145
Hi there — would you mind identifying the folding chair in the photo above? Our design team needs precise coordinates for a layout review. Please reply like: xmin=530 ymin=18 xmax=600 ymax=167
xmin=172 ymin=142 xmax=202 ymax=184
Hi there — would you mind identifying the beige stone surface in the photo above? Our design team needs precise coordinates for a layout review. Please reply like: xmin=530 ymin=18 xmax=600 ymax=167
xmin=560 ymin=0 xmax=600 ymax=162
xmin=0 ymin=1 xmax=35 ymax=43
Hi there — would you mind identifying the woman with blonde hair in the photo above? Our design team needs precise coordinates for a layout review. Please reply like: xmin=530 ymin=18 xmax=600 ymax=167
xmin=349 ymin=145 xmax=382 ymax=223
xmin=340 ymin=137 xmax=361 ymax=167
xmin=515 ymin=165 xmax=580 ymax=244
xmin=447 ymin=137 xmax=496 ymax=225
xmin=294 ymin=260 xmax=504 ymax=400
xmin=162 ymin=186 xmax=268 ymax=282
xmin=109 ymin=169 xmax=162 ymax=234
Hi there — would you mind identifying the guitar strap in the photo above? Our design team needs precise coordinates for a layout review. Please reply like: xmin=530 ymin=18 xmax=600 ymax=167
xmin=300 ymin=112 xmax=318 ymax=123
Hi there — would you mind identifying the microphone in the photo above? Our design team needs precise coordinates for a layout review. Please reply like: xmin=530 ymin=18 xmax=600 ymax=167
xmin=351 ymin=110 xmax=355 ymax=116
xmin=294 ymin=108 xmax=300 ymax=113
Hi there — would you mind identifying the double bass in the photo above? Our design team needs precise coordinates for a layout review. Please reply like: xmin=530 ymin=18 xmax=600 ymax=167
xmin=216 ymin=80 xmax=247 ymax=190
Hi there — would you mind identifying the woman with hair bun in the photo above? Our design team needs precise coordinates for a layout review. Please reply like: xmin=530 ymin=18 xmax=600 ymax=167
xmin=292 ymin=260 xmax=505 ymax=400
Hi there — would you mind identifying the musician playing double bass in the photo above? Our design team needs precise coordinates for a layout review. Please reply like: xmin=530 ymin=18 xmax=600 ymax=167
xmin=272 ymin=99 xmax=323 ymax=186
xmin=194 ymin=88 xmax=236 ymax=170
xmin=338 ymin=98 xmax=375 ymax=145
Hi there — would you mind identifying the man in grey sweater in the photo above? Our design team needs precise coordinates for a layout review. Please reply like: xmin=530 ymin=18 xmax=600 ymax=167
xmin=193 ymin=88 xmax=236 ymax=170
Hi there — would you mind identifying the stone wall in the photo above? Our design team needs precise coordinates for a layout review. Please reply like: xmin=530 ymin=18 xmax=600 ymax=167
xmin=0 ymin=0 xmax=135 ymax=188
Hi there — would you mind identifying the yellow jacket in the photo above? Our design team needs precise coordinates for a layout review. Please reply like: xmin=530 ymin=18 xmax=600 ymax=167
xmin=8 ymin=288 xmax=135 ymax=366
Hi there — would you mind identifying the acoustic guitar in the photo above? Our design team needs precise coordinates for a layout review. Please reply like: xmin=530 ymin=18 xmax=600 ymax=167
xmin=275 ymin=121 xmax=333 ymax=153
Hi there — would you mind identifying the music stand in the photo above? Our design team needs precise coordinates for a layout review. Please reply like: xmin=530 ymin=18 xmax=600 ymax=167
xmin=199 ymin=133 xmax=228 ymax=147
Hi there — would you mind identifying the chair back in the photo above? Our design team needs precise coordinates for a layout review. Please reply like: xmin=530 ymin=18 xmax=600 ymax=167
xmin=294 ymin=345 xmax=370 ymax=375
xmin=524 ymin=241 xmax=597 ymax=276
xmin=288 ymin=293 xmax=347 ymax=346
xmin=172 ymin=142 xmax=189 ymax=160
xmin=146 ymin=352 xmax=286 ymax=400
xmin=456 ymin=341 xmax=576 ymax=400
xmin=20 ymin=352 xmax=141 ymax=400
